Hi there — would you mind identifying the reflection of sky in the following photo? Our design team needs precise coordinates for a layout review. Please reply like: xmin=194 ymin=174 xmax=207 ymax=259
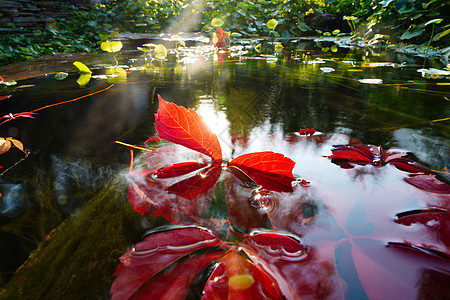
xmin=195 ymin=95 xmax=232 ymax=159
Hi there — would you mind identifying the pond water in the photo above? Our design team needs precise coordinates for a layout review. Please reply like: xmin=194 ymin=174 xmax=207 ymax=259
xmin=0 ymin=38 xmax=449 ymax=299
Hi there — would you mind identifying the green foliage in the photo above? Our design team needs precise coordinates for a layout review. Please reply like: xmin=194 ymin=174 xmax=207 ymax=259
xmin=0 ymin=0 xmax=188 ymax=66
xmin=0 ymin=0 xmax=448 ymax=67
xmin=196 ymin=0 xmax=321 ymax=37
xmin=364 ymin=0 xmax=449 ymax=44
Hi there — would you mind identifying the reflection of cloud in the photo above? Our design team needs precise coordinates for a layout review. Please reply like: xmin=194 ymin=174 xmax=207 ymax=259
xmin=392 ymin=128 xmax=450 ymax=169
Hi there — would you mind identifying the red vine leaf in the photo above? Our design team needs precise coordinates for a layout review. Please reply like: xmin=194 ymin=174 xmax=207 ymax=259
xmin=405 ymin=174 xmax=450 ymax=194
xmin=110 ymin=227 xmax=224 ymax=300
xmin=240 ymin=232 xmax=339 ymax=299
xmin=228 ymin=151 xmax=296 ymax=192
xmin=203 ymin=251 xmax=283 ymax=300
xmin=155 ymin=95 xmax=222 ymax=164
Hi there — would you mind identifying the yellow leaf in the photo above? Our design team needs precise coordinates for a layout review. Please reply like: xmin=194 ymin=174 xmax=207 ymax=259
xmin=77 ymin=73 xmax=91 ymax=87
xmin=274 ymin=44 xmax=283 ymax=52
xmin=154 ymin=44 xmax=167 ymax=59
xmin=211 ymin=18 xmax=224 ymax=27
xmin=73 ymin=61 xmax=92 ymax=74
xmin=100 ymin=41 xmax=123 ymax=53
xmin=255 ymin=43 xmax=261 ymax=53
xmin=267 ymin=19 xmax=278 ymax=30
xmin=436 ymin=82 xmax=450 ymax=85
xmin=105 ymin=67 xmax=127 ymax=83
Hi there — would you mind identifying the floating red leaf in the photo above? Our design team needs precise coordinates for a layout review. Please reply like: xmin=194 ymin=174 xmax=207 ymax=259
xmin=395 ymin=207 xmax=450 ymax=256
xmin=155 ymin=95 xmax=222 ymax=164
xmin=110 ymin=227 xmax=224 ymax=300
xmin=297 ymin=128 xmax=317 ymax=136
xmin=228 ymin=151 xmax=296 ymax=192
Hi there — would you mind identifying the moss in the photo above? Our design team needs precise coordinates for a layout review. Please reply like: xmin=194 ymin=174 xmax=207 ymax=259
xmin=0 ymin=176 xmax=164 ymax=299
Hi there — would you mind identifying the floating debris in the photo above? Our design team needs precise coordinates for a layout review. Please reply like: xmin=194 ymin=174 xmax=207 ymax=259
xmin=359 ymin=78 xmax=383 ymax=84
xmin=363 ymin=62 xmax=405 ymax=68
xmin=54 ymin=72 xmax=68 ymax=80
xmin=417 ymin=68 xmax=450 ymax=79
xmin=320 ymin=67 xmax=335 ymax=73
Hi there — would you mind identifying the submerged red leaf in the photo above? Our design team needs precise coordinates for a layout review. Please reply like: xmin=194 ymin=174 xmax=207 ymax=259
xmin=203 ymin=251 xmax=283 ymax=300
xmin=155 ymin=95 xmax=222 ymax=164
xmin=127 ymin=165 xmax=219 ymax=221
xmin=241 ymin=232 xmax=339 ymax=299
xmin=405 ymin=174 xmax=450 ymax=194
xmin=167 ymin=165 xmax=221 ymax=200
xmin=128 ymin=253 xmax=222 ymax=300
xmin=228 ymin=151 xmax=296 ymax=192
xmin=111 ymin=227 xmax=224 ymax=300
xmin=0 ymin=95 xmax=11 ymax=101
xmin=155 ymin=161 xmax=208 ymax=178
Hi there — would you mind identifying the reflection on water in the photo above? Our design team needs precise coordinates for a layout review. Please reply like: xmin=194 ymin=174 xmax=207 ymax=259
xmin=0 ymin=41 xmax=448 ymax=298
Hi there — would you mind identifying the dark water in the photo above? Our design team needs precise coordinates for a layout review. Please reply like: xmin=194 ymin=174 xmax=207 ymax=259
xmin=0 ymin=40 xmax=449 ymax=298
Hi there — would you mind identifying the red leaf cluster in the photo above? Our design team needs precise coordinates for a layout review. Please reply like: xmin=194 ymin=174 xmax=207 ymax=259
xmin=114 ymin=96 xmax=450 ymax=300
xmin=211 ymin=27 xmax=229 ymax=48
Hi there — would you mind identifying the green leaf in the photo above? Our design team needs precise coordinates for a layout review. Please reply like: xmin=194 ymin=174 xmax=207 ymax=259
xmin=274 ymin=44 xmax=283 ymax=52
xmin=54 ymin=72 xmax=68 ymax=80
xmin=435 ymin=28 xmax=450 ymax=40
xmin=267 ymin=19 xmax=278 ymax=30
xmin=211 ymin=18 xmax=224 ymax=27
xmin=344 ymin=16 xmax=357 ymax=21
xmin=400 ymin=25 xmax=423 ymax=40
xmin=73 ymin=61 xmax=92 ymax=74
xmin=297 ymin=22 xmax=311 ymax=32
xmin=332 ymin=29 xmax=340 ymax=35
xmin=100 ymin=41 xmax=123 ymax=53
xmin=424 ymin=18 xmax=443 ymax=27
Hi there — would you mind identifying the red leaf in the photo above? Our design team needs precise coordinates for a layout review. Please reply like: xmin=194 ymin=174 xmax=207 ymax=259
xmin=241 ymin=232 xmax=339 ymax=299
xmin=127 ymin=169 xmax=158 ymax=215
xmin=0 ymin=138 xmax=12 ymax=155
xmin=228 ymin=151 xmax=296 ymax=192
xmin=405 ymin=174 xmax=450 ymax=194
xmin=127 ymin=165 xmax=219 ymax=220
xmin=297 ymin=128 xmax=317 ymax=136
xmin=167 ymin=165 xmax=221 ymax=200
xmin=0 ymin=95 xmax=11 ymax=101
xmin=395 ymin=208 xmax=450 ymax=255
xmin=203 ymin=251 xmax=283 ymax=300
xmin=155 ymin=95 xmax=222 ymax=164
xmin=16 ymin=112 xmax=38 ymax=119
xmin=329 ymin=147 xmax=373 ymax=163
xmin=127 ymin=253 xmax=222 ymax=300
xmin=388 ymin=158 xmax=430 ymax=173
xmin=155 ymin=161 xmax=208 ymax=178
xmin=111 ymin=227 xmax=224 ymax=300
